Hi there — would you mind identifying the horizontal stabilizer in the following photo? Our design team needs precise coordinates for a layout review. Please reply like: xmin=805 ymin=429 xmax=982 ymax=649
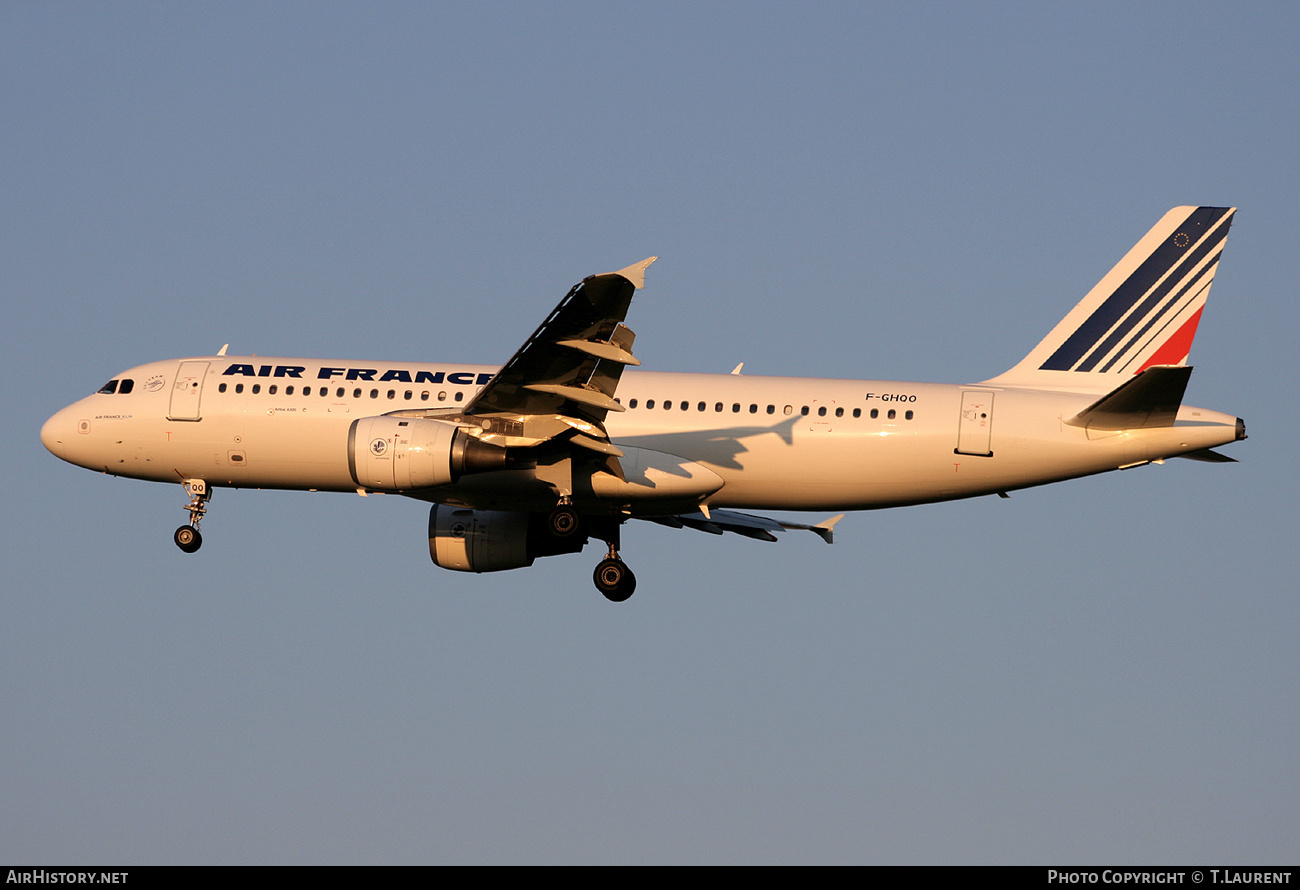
xmin=1066 ymin=365 xmax=1192 ymax=431
xmin=1175 ymin=448 xmax=1238 ymax=463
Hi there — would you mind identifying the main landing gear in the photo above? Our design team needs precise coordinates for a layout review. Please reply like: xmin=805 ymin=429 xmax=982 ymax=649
xmin=173 ymin=478 xmax=210 ymax=554
xmin=559 ymin=512 xmax=635 ymax=602
xmin=589 ymin=519 xmax=636 ymax=602
xmin=547 ymin=502 xmax=582 ymax=539
xmin=593 ymin=549 xmax=636 ymax=603
xmin=549 ymin=501 xmax=635 ymax=602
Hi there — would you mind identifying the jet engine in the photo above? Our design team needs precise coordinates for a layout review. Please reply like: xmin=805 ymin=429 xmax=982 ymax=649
xmin=348 ymin=416 xmax=505 ymax=491
xmin=429 ymin=505 xmax=587 ymax=573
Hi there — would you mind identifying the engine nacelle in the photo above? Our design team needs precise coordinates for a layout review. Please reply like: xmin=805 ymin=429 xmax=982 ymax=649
xmin=429 ymin=505 xmax=587 ymax=573
xmin=348 ymin=416 xmax=505 ymax=491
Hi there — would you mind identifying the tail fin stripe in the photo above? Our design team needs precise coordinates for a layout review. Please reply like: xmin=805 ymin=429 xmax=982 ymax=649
xmin=1040 ymin=206 xmax=1232 ymax=371
xmin=981 ymin=206 xmax=1236 ymax=395
xmin=1074 ymin=224 xmax=1227 ymax=372
xmin=1132 ymin=305 xmax=1204 ymax=373
xmin=1102 ymin=269 xmax=1214 ymax=374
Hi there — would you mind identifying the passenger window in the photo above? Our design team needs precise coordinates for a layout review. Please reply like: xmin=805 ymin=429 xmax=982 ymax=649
xmin=749 ymin=404 xmax=758 ymax=414
xmin=647 ymin=399 xmax=655 ymax=409
xmin=97 ymin=380 xmax=119 ymax=395
xmin=353 ymin=388 xmax=362 ymax=398
xmin=269 ymin=385 xmax=277 ymax=395
xmin=766 ymin=405 xmax=774 ymax=414
xmin=438 ymin=391 xmax=447 ymax=402
xmin=715 ymin=402 xmax=723 ymax=412
xmin=870 ymin=408 xmax=879 ymax=419
xmin=387 ymin=390 xmax=395 ymax=399
xmin=629 ymin=398 xmax=638 ymax=409
xmin=336 ymin=387 xmax=345 ymax=398
xmin=888 ymin=409 xmax=896 ymax=419
xmin=784 ymin=405 xmax=793 ymax=416
xmin=852 ymin=408 xmax=860 ymax=418
xmin=421 ymin=391 xmax=429 ymax=401
xmin=218 ymin=383 xmax=227 ymax=393
xmin=664 ymin=400 xmax=672 ymax=410
xmin=732 ymin=403 xmax=740 ymax=413
xmin=681 ymin=401 xmax=688 ymax=411
xmin=370 ymin=389 xmax=379 ymax=399
xmin=235 ymin=383 xmax=244 ymax=394
xmin=252 ymin=384 xmax=260 ymax=394
xmin=817 ymin=406 xmax=826 ymax=416
xmin=455 ymin=392 xmax=463 ymax=402
xmin=286 ymin=385 xmax=295 ymax=395
xmin=404 ymin=391 xmax=412 ymax=400
xmin=697 ymin=401 xmax=706 ymax=411
xmin=905 ymin=410 xmax=914 ymax=420
xmin=835 ymin=407 xmax=843 ymax=417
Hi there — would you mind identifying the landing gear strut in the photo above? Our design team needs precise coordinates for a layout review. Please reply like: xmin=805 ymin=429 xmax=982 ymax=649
xmin=174 ymin=478 xmax=210 ymax=554
xmin=592 ymin=523 xmax=636 ymax=602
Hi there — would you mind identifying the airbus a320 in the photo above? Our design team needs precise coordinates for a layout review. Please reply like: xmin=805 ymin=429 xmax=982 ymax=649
xmin=41 ymin=206 xmax=1246 ymax=601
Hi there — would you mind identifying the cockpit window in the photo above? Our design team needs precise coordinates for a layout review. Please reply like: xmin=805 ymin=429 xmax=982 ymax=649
xmin=97 ymin=380 xmax=119 ymax=394
xmin=118 ymin=379 xmax=134 ymax=394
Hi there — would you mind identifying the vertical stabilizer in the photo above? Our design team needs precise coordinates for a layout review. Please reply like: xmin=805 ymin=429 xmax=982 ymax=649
xmin=983 ymin=206 xmax=1235 ymax=393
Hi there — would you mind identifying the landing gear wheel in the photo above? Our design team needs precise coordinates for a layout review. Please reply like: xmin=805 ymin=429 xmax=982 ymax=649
xmin=174 ymin=525 xmax=203 ymax=553
xmin=594 ymin=558 xmax=636 ymax=602
xmin=547 ymin=504 xmax=582 ymax=539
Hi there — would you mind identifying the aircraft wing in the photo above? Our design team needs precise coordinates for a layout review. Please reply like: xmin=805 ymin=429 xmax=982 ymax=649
xmin=642 ymin=509 xmax=844 ymax=544
xmin=463 ymin=258 xmax=657 ymax=424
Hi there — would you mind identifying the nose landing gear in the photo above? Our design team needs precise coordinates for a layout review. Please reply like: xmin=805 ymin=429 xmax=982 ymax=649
xmin=174 ymin=479 xmax=210 ymax=554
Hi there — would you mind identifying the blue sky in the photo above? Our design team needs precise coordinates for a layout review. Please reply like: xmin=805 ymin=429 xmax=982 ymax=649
xmin=4 ymin=2 xmax=1298 ymax=864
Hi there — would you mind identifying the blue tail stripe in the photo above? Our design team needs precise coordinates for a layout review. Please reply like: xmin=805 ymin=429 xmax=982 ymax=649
xmin=1040 ymin=207 xmax=1232 ymax=371
xmin=1077 ymin=228 xmax=1227 ymax=372
xmin=1099 ymin=256 xmax=1218 ymax=373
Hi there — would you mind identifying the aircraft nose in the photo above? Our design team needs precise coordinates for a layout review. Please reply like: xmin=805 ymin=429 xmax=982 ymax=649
xmin=41 ymin=408 xmax=71 ymax=459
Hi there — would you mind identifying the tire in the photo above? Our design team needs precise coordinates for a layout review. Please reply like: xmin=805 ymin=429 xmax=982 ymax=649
xmin=548 ymin=505 xmax=581 ymax=539
xmin=594 ymin=558 xmax=636 ymax=602
xmin=174 ymin=525 xmax=203 ymax=553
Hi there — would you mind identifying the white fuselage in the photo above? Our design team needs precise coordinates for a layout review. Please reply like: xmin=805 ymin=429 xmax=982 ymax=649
xmin=40 ymin=356 xmax=1243 ymax=514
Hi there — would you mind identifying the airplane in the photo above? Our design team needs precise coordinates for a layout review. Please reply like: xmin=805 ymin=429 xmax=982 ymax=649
xmin=41 ymin=206 xmax=1245 ymax=601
